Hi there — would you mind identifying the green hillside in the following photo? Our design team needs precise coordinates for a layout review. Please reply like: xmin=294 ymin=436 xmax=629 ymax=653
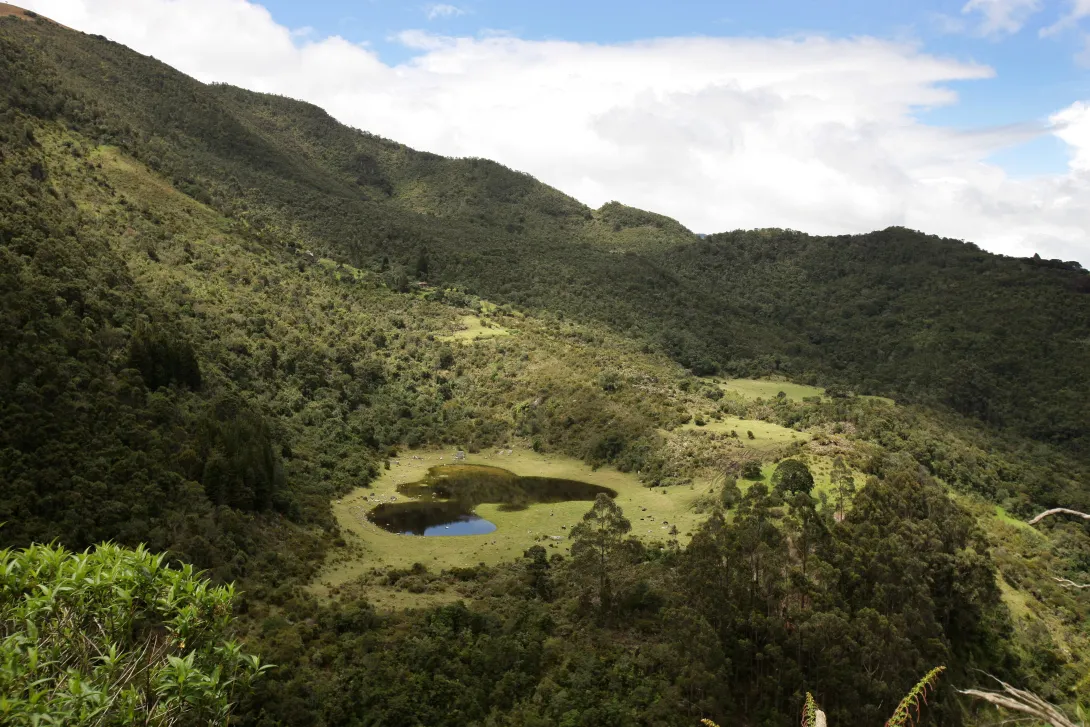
xmin=4 ymin=13 xmax=1089 ymax=457
xmin=1 ymin=10 xmax=1089 ymax=727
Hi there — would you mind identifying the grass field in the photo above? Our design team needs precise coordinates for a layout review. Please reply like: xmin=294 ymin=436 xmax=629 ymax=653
xmin=718 ymin=378 xmax=825 ymax=401
xmin=440 ymin=314 xmax=511 ymax=343
xmin=735 ymin=455 xmax=863 ymax=504
xmin=678 ymin=416 xmax=808 ymax=450
xmin=313 ymin=448 xmax=717 ymax=595
xmin=710 ymin=378 xmax=894 ymax=405
xmin=994 ymin=505 xmax=1036 ymax=530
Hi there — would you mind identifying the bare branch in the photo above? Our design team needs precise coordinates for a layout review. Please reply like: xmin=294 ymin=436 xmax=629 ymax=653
xmin=1027 ymin=508 xmax=1090 ymax=526
xmin=1053 ymin=577 xmax=1090 ymax=589
xmin=959 ymin=677 xmax=1081 ymax=727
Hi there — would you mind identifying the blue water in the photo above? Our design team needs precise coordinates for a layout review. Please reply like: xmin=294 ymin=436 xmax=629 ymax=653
xmin=416 ymin=515 xmax=497 ymax=537
xmin=370 ymin=464 xmax=614 ymax=537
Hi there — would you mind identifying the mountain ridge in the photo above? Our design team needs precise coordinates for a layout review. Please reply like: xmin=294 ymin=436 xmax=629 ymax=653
xmin=3 ymin=11 xmax=1088 ymax=456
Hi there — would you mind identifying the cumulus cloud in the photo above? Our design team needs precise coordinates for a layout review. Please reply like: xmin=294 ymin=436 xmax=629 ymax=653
xmin=426 ymin=4 xmax=464 ymax=21
xmin=20 ymin=0 xmax=1090 ymax=263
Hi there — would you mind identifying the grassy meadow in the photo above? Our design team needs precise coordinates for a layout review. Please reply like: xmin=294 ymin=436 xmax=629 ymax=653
xmin=675 ymin=415 xmax=808 ymax=450
xmin=314 ymin=447 xmax=718 ymax=595
xmin=717 ymin=378 xmax=825 ymax=401
xmin=440 ymin=314 xmax=512 ymax=343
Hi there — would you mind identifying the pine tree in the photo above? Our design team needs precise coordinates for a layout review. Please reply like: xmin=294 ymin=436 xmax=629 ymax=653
xmin=569 ymin=493 xmax=631 ymax=615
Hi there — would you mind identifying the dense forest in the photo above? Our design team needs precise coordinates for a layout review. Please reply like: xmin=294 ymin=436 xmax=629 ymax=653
xmin=1 ymin=7 xmax=1089 ymax=727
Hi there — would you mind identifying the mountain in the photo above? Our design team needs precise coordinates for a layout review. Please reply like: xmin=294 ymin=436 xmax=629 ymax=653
xmin=3 ymin=11 xmax=1090 ymax=456
xmin=2 ymin=9 xmax=1089 ymax=727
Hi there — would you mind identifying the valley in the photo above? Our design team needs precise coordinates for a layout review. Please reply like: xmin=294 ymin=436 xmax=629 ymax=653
xmin=1 ymin=10 xmax=1089 ymax=727
xmin=320 ymin=448 xmax=717 ymax=591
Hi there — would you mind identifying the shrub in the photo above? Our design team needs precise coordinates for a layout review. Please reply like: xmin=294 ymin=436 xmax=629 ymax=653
xmin=0 ymin=543 xmax=268 ymax=726
xmin=740 ymin=461 xmax=762 ymax=480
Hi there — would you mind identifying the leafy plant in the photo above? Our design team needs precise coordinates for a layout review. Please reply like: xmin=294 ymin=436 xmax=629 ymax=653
xmin=886 ymin=666 xmax=945 ymax=727
xmin=0 ymin=542 xmax=269 ymax=726
xmin=699 ymin=667 xmax=945 ymax=727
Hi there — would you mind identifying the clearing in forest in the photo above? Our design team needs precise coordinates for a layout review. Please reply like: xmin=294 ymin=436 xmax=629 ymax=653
xmin=714 ymin=378 xmax=894 ymax=405
xmin=441 ymin=314 xmax=511 ymax=343
xmin=677 ymin=416 xmax=807 ymax=450
xmin=717 ymin=378 xmax=825 ymax=401
xmin=314 ymin=448 xmax=716 ymax=595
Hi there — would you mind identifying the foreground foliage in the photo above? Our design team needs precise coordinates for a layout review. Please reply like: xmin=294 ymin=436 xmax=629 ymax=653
xmin=239 ymin=472 xmax=1014 ymax=727
xmin=0 ymin=542 xmax=266 ymax=726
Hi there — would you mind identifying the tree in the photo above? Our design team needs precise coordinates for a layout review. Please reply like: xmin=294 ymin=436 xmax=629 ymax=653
xmin=415 ymin=247 xmax=430 ymax=279
xmin=569 ymin=493 xmax=631 ymax=615
xmin=437 ymin=345 xmax=455 ymax=370
xmin=1026 ymin=507 xmax=1090 ymax=589
xmin=720 ymin=475 xmax=742 ymax=509
xmin=0 ymin=543 xmax=268 ymax=726
xmin=522 ymin=545 xmax=553 ymax=601
xmin=830 ymin=456 xmax=856 ymax=520
xmin=825 ymin=383 xmax=852 ymax=399
xmin=772 ymin=459 xmax=814 ymax=497
xmin=740 ymin=461 xmax=763 ymax=480
xmin=961 ymin=677 xmax=1084 ymax=727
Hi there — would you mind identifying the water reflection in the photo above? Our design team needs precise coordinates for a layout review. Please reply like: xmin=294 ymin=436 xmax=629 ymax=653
xmin=367 ymin=464 xmax=616 ymax=536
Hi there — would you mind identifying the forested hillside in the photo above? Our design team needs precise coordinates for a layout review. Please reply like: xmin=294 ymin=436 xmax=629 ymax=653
xmin=1 ymin=8 xmax=1089 ymax=727
xmin=2 ymin=11 xmax=1088 ymax=455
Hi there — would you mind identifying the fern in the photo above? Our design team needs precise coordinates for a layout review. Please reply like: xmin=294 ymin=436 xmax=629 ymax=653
xmin=886 ymin=666 xmax=946 ymax=727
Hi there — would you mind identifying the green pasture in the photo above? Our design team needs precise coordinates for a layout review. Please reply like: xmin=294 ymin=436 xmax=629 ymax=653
xmin=735 ymin=454 xmax=863 ymax=505
xmin=711 ymin=378 xmax=894 ymax=405
xmin=678 ymin=416 xmax=808 ymax=450
xmin=440 ymin=314 xmax=511 ymax=343
xmin=718 ymin=378 xmax=825 ymax=401
xmin=314 ymin=448 xmax=717 ymax=595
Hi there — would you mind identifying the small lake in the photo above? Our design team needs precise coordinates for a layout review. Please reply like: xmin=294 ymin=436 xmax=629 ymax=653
xmin=367 ymin=464 xmax=617 ymax=536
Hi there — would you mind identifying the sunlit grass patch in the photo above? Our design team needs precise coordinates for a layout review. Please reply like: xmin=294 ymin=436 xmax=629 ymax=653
xmin=440 ymin=314 xmax=511 ymax=343
xmin=679 ymin=416 xmax=807 ymax=450
xmin=314 ymin=448 xmax=716 ymax=594
xmin=717 ymin=378 xmax=825 ymax=401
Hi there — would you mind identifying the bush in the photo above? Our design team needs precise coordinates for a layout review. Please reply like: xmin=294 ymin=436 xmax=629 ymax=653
xmin=0 ymin=543 xmax=267 ymax=726
xmin=740 ymin=461 xmax=763 ymax=479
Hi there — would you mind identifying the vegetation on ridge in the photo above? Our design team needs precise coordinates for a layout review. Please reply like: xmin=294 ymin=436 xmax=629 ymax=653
xmin=2 ymin=14 xmax=1089 ymax=456
xmin=0 ymin=11 xmax=1089 ymax=727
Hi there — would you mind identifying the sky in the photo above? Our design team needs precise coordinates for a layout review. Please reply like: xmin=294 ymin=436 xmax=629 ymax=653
xmin=20 ymin=0 xmax=1090 ymax=264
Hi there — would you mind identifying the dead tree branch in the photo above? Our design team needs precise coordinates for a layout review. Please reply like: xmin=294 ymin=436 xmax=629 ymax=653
xmin=1027 ymin=508 xmax=1090 ymax=526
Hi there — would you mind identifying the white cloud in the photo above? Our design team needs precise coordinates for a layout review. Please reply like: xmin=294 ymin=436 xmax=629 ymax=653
xmin=961 ymin=0 xmax=1041 ymax=36
xmin=1051 ymin=101 xmax=1090 ymax=172
xmin=1041 ymin=0 xmax=1090 ymax=34
xmin=21 ymin=0 xmax=1090 ymax=264
xmin=426 ymin=3 xmax=464 ymax=21
xmin=1039 ymin=0 xmax=1090 ymax=67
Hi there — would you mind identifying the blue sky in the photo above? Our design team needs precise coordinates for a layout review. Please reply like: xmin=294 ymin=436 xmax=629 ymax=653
xmin=255 ymin=0 xmax=1088 ymax=176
